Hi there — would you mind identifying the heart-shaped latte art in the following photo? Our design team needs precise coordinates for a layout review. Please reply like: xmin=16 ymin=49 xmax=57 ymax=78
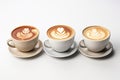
xmin=57 ymin=27 xmax=64 ymax=33
xmin=50 ymin=27 xmax=70 ymax=40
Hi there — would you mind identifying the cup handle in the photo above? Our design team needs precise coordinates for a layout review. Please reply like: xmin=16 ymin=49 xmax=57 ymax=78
xmin=80 ymin=40 xmax=86 ymax=48
xmin=7 ymin=39 xmax=15 ymax=48
xmin=34 ymin=40 xmax=41 ymax=49
xmin=71 ymin=42 xmax=76 ymax=49
xmin=106 ymin=42 xmax=112 ymax=50
xmin=44 ymin=40 xmax=52 ymax=48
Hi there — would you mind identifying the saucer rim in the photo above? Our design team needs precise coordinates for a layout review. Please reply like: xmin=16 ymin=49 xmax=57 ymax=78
xmin=43 ymin=40 xmax=78 ymax=58
xmin=78 ymin=40 xmax=113 ymax=58
xmin=8 ymin=40 xmax=43 ymax=58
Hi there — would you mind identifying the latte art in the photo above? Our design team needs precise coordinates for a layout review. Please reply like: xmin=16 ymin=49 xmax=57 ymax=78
xmin=16 ymin=28 xmax=33 ymax=40
xmin=50 ymin=27 xmax=70 ymax=39
xmin=86 ymin=29 xmax=106 ymax=40
xmin=47 ymin=25 xmax=75 ymax=40
xmin=83 ymin=26 xmax=109 ymax=40
xmin=12 ymin=26 xmax=38 ymax=40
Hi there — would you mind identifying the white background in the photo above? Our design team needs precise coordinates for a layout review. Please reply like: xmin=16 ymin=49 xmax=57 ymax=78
xmin=0 ymin=0 xmax=120 ymax=80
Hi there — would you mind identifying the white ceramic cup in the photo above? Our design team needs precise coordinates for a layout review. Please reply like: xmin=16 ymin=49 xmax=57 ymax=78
xmin=7 ymin=25 xmax=40 ymax=52
xmin=46 ymin=25 xmax=75 ymax=52
xmin=82 ymin=25 xmax=111 ymax=52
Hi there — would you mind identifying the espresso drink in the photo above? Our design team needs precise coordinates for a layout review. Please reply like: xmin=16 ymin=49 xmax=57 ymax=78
xmin=47 ymin=25 xmax=75 ymax=40
xmin=83 ymin=26 xmax=110 ymax=40
xmin=12 ymin=26 xmax=38 ymax=40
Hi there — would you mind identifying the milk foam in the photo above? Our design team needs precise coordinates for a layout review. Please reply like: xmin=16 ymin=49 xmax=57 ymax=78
xmin=85 ymin=28 xmax=106 ymax=40
xmin=50 ymin=27 xmax=70 ymax=39
xmin=16 ymin=28 xmax=34 ymax=40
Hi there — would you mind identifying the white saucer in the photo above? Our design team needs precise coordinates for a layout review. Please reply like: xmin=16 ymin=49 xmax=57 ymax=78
xmin=43 ymin=40 xmax=78 ymax=58
xmin=78 ymin=40 xmax=113 ymax=58
xmin=8 ymin=40 xmax=43 ymax=58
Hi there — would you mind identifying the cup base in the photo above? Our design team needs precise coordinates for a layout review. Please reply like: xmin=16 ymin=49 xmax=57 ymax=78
xmin=43 ymin=40 xmax=77 ymax=58
xmin=79 ymin=40 xmax=113 ymax=58
xmin=8 ymin=40 xmax=43 ymax=58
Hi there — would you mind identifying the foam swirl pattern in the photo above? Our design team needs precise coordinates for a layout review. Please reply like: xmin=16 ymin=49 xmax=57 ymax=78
xmin=16 ymin=28 xmax=34 ymax=40
xmin=50 ymin=27 xmax=70 ymax=40
xmin=12 ymin=26 xmax=38 ymax=40
xmin=86 ymin=28 xmax=106 ymax=40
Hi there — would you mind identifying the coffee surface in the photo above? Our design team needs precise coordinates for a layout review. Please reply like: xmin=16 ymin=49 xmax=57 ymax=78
xmin=12 ymin=26 xmax=38 ymax=40
xmin=83 ymin=26 xmax=109 ymax=40
xmin=47 ymin=25 xmax=74 ymax=40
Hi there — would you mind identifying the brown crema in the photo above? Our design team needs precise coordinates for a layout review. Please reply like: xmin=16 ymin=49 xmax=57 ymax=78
xmin=12 ymin=26 xmax=38 ymax=40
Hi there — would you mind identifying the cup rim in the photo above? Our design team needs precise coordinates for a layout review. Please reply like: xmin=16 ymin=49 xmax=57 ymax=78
xmin=11 ymin=25 xmax=39 ymax=42
xmin=47 ymin=25 xmax=75 ymax=41
xmin=82 ymin=25 xmax=111 ymax=41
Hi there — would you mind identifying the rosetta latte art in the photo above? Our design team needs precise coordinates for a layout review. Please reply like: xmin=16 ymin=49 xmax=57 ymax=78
xmin=50 ymin=27 xmax=70 ymax=39
xmin=86 ymin=28 xmax=106 ymax=40
xmin=16 ymin=28 xmax=33 ymax=40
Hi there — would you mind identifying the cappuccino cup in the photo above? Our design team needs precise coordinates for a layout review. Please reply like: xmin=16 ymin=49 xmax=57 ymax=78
xmin=7 ymin=25 xmax=39 ymax=52
xmin=46 ymin=25 xmax=75 ymax=52
xmin=82 ymin=25 xmax=110 ymax=52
